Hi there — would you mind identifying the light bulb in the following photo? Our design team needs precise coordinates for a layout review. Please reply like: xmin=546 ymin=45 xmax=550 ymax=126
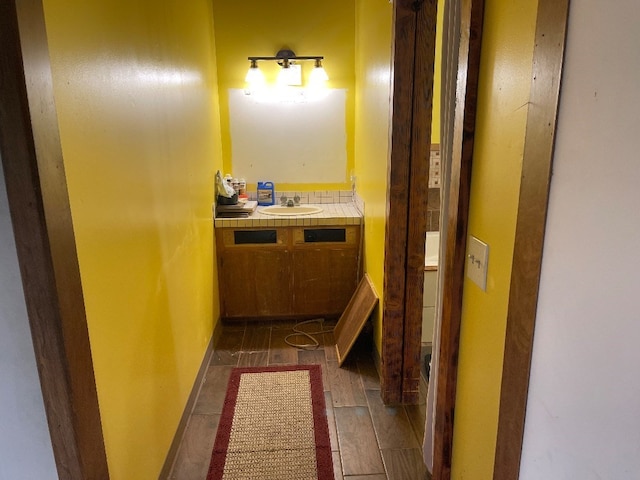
xmin=245 ymin=61 xmax=265 ymax=88
xmin=309 ymin=59 xmax=329 ymax=88
xmin=277 ymin=65 xmax=297 ymax=86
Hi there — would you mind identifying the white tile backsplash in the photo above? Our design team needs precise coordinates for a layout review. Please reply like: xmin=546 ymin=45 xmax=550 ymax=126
xmin=246 ymin=189 xmax=355 ymax=205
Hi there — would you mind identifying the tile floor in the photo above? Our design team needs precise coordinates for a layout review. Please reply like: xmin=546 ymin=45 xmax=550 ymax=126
xmin=167 ymin=320 xmax=430 ymax=480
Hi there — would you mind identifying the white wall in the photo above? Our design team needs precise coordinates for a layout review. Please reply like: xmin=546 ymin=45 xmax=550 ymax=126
xmin=0 ymin=157 xmax=57 ymax=479
xmin=520 ymin=1 xmax=640 ymax=478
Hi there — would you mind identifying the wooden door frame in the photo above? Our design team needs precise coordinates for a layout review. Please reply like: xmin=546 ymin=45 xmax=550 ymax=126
xmin=1 ymin=0 xmax=569 ymax=478
xmin=380 ymin=0 xmax=438 ymax=405
xmin=493 ymin=1 xmax=570 ymax=478
xmin=432 ymin=0 xmax=484 ymax=477
xmin=380 ymin=0 xmax=569 ymax=478
xmin=0 ymin=1 xmax=108 ymax=478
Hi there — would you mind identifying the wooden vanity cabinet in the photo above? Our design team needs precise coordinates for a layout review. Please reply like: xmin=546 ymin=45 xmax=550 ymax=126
xmin=216 ymin=228 xmax=291 ymax=318
xmin=291 ymin=226 xmax=360 ymax=317
xmin=216 ymin=225 xmax=361 ymax=320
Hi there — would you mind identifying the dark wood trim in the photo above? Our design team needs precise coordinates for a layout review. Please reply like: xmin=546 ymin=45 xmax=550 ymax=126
xmin=493 ymin=1 xmax=570 ymax=479
xmin=0 ymin=1 xmax=109 ymax=478
xmin=160 ymin=327 xmax=218 ymax=478
xmin=432 ymin=0 xmax=484 ymax=478
xmin=381 ymin=0 xmax=418 ymax=404
xmin=381 ymin=0 xmax=438 ymax=406
xmin=402 ymin=0 xmax=438 ymax=405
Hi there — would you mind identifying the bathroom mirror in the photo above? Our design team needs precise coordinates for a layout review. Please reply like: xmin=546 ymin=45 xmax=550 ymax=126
xmin=228 ymin=88 xmax=347 ymax=183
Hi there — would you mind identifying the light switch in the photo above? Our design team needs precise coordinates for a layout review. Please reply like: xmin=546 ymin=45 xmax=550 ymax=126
xmin=467 ymin=236 xmax=489 ymax=291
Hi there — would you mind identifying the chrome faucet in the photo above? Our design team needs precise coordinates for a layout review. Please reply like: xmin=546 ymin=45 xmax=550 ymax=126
xmin=280 ymin=195 xmax=301 ymax=207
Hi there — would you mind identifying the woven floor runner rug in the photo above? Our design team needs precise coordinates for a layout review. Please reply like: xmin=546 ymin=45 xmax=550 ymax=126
xmin=206 ymin=365 xmax=334 ymax=480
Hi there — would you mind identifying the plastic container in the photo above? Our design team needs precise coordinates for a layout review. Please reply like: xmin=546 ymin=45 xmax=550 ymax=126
xmin=238 ymin=178 xmax=247 ymax=195
xmin=257 ymin=181 xmax=275 ymax=205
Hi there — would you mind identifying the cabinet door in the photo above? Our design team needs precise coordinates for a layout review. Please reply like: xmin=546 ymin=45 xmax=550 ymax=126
xmin=291 ymin=248 xmax=359 ymax=316
xmin=219 ymin=248 xmax=291 ymax=318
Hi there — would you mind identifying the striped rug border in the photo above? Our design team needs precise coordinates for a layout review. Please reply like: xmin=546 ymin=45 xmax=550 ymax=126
xmin=206 ymin=364 xmax=334 ymax=480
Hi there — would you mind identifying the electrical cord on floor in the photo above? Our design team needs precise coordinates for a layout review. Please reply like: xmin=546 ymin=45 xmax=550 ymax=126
xmin=284 ymin=318 xmax=335 ymax=350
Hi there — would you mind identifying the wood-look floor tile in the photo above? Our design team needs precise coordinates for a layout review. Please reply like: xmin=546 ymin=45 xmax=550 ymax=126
xmin=381 ymin=448 xmax=427 ymax=480
xmin=344 ymin=475 xmax=387 ymax=480
xmin=169 ymin=414 xmax=219 ymax=479
xmin=323 ymin=330 xmax=339 ymax=363
xmin=405 ymin=404 xmax=426 ymax=447
xmin=324 ymin=391 xmax=339 ymax=452
xmin=210 ymin=328 xmax=244 ymax=366
xmin=241 ymin=324 xmax=270 ymax=350
xmin=327 ymin=360 xmax=367 ymax=407
xmin=284 ymin=319 xmax=331 ymax=353
xmin=237 ymin=350 xmax=268 ymax=367
xmin=268 ymin=327 xmax=298 ymax=365
xmin=298 ymin=349 xmax=329 ymax=389
xmin=405 ymin=377 xmax=428 ymax=445
xmin=366 ymin=390 xmax=419 ymax=450
xmin=357 ymin=354 xmax=381 ymax=390
xmin=270 ymin=319 xmax=297 ymax=329
xmin=171 ymin=324 xmax=432 ymax=480
xmin=238 ymin=324 xmax=270 ymax=367
xmin=405 ymin=407 xmax=426 ymax=447
xmin=334 ymin=406 xmax=385 ymax=476
xmin=192 ymin=365 xmax=233 ymax=415
xmin=420 ymin=375 xmax=428 ymax=400
xmin=332 ymin=451 xmax=344 ymax=480
xmin=296 ymin=318 xmax=332 ymax=335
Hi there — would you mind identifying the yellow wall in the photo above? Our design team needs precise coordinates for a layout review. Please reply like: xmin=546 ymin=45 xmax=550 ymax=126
xmin=450 ymin=0 xmax=538 ymax=478
xmin=42 ymin=0 xmax=224 ymax=478
xmin=354 ymin=0 xmax=393 ymax=350
xmin=211 ymin=0 xmax=355 ymax=192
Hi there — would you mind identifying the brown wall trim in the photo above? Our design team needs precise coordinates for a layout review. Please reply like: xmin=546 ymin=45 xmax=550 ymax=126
xmin=0 ymin=1 xmax=108 ymax=478
xmin=493 ymin=0 xmax=569 ymax=480
xmin=493 ymin=1 xmax=570 ymax=479
xmin=381 ymin=0 xmax=419 ymax=405
xmin=160 ymin=325 xmax=218 ymax=478
xmin=432 ymin=0 xmax=484 ymax=478
xmin=381 ymin=0 xmax=438 ymax=406
xmin=402 ymin=0 xmax=438 ymax=405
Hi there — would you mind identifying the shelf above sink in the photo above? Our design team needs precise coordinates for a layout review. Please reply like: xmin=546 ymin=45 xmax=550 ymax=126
xmin=260 ymin=205 xmax=323 ymax=216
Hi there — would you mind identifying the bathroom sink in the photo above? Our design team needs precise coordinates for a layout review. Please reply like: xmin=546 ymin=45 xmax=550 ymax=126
xmin=260 ymin=205 xmax=323 ymax=216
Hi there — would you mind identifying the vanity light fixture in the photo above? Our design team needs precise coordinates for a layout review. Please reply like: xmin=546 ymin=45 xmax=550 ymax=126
xmin=244 ymin=58 xmax=265 ymax=86
xmin=308 ymin=58 xmax=329 ymax=87
xmin=246 ymin=49 xmax=328 ymax=88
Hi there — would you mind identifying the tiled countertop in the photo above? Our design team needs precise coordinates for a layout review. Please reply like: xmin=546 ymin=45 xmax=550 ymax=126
xmin=214 ymin=202 xmax=363 ymax=228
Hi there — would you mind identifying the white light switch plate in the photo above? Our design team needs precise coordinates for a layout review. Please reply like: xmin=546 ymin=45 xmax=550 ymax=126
xmin=467 ymin=236 xmax=489 ymax=291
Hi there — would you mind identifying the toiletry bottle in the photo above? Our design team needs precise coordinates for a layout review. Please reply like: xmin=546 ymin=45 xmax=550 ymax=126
xmin=257 ymin=181 xmax=275 ymax=205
